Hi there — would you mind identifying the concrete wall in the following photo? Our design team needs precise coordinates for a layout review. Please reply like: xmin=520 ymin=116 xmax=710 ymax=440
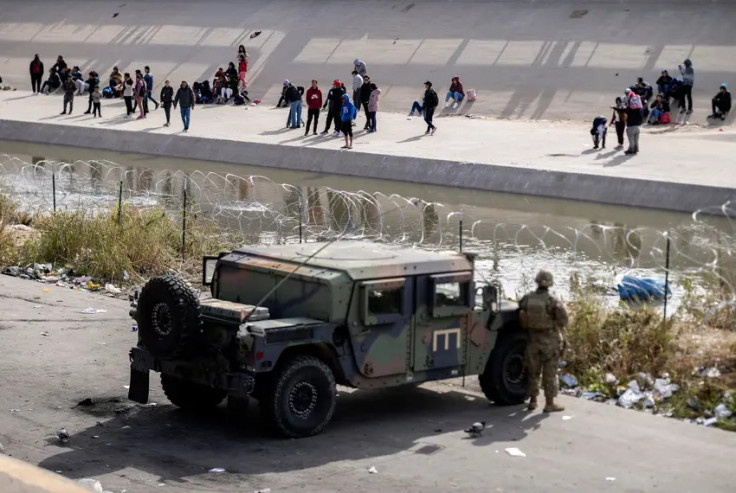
xmin=0 ymin=119 xmax=732 ymax=213
xmin=1 ymin=0 xmax=735 ymax=123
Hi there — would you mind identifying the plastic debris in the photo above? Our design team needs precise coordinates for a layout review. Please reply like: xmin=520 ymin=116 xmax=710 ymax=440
xmin=209 ymin=467 xmax=226 ymax=473
xmin=559 ymin=372 xmax=579 ymax=388
xmin=505 ymin=447 xmax=526 ymax=457
xmin=78 ymin=479 xmax=103 ymax=493
xmin=653 ymin=378 xmax=679 ymax=399
xmin=254 ymin=489 xmax=271 ymax=493
xmin=86 ymin=281 xmax=102 ymax=291
xmin=604 ymin=373 xmax=618 ymax=385
xmin=714 ymin=403 xmax=733 ymax=419
xmin=131 ymin=325 xmax=138 ymax=332
xmin=636 ymin=372 xmax=654 ymax=390
xmin=562 ymin=415 xmax=573 ymax=421
xmin=581 ymin=391 xmax=605 ymax=401
xmin=104 ymin=283 xmax=122 ymax=295
xmin=703 ymin=417 xmax=718 ymax=427
xmin=605 ymin=477 xmax=616 ymax=481
xmin=57 ymin=428 xmax=70 ymax=444
xmin=368 ymin=466 xmax=378 ymax=474
xmin=617 ymin=388 xmax=644 ymax=409
xmin=41 ymin=331 xmax=50 ymax=336
xmin=81 ymin=308 xmax=107 ymax=314
xmin=9 ymin=409 xmax=21 ymax=412
xmin=123 ymin=270 xmax=130 ymax=281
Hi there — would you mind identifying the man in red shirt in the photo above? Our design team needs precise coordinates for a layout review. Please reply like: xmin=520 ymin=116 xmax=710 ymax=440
xmin=305 ymin=80 xmax=323 ymax=136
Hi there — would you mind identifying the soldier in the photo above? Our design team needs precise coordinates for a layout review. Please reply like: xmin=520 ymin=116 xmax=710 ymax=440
xmin=519 ymin=269 xmax=568 ymax=413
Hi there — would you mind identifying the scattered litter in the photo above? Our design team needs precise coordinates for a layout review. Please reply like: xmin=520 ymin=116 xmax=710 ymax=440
xmin=559 ymin=372 xmax=579 ymax=388
xmin=77 ymin=398 xmax=95 ymax=407
xmin=705 ymin=367 xmax=721 ymax=378
xmin=560 ymin=388 xmax=579 ymax=396
xmin=41 ymin=331 xmax=50 ymax=336
xmin=714 ymin=403 xmax=732 ymax=419
xmin=33 ymin=305 xmax=42 ymax=309
xmin=77 ymin=478 xmax=103 ymax=493
xmin=617 ymin=388 xmax=644 ymax=409
xmin=653 ymin=378 xmax=679 ymax=399
xmin=123 ymin=270 xmax=130 ymax=282
xmin=43 ymin=287 xmax=51 ymax=293
xmin=562 ymin=415 xmax=573 ymax=421
xmin=604 ymin=373 xmax=619 ymax=385
xmin=605 ymin=477 xmax=616 ymax=482
xmin=92 ymin=435 xmax=100 ymax=439
xmin=123 ymin=385 xmax=130 ymax=389
xmin=81 ymin=308 xmax=107 ymax=314
xmin=368 ymin=466 xmax=378 ymax=474
xmin=57 ymin=428 xmax=70 ymax=444
xmin=254 ymin=489 xmax=271 ymax=493
xmin=104 ymin=283 xmax=121 ymax=295
xmin=464 ymin=420 xmax=486 ymax=436
xmin=505 ymin=447 xmax=526 ymax=457
xmin=703 ymin=417 xmax=718 ymax=427
xmin=9 ymin=409 xmax=21 ymax=413
xmin=121 ymin=425 xmax=131 ymax=430
xmin=131 ymin=325 xmax=138 ymax=332
xmin=209 ymin=467 xmax=226 ymax=473
xmin=86 ymin=281 xmax=101 ymax=291
xmin=581 ymin=391 xmax=604 ymax=401
xmin=157 ymin=484 xmax=166 ymax=487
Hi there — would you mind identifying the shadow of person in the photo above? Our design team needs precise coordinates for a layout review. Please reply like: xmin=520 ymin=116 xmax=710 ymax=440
xmin=397 ymin=134 xmax=428 ymax=143
xmin=581 ymin=148 xmax=600 ymax=155
xmin=3 ymin=94 xmax=37 ymax=102
xmin=259 ymin=128 xmax=293 ymax=136
xmin=594 ymin=150 xmax=619 ymax=160
xmin=603 ymin=153 xmax=636 ymax=167
xmin=37 ymin=385 xmax=544 ymax=485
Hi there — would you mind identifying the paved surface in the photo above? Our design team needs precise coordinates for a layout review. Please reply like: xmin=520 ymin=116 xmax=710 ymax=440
xmin=0 ymin=0 xmax=735 ymax=124
xmin=1 ymin=87 xmax=735 ymax=191
xmin=0 ymin=274 xmax=735 ymax=492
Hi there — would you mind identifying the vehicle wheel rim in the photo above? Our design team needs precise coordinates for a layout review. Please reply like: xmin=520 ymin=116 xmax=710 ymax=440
xmin=288 ymin=381 xmax=317 ymax=418
xmin=504 ymin=352 xmax=525 ymax=387
xmin=152 ymin=302 xmax=173 ymax=337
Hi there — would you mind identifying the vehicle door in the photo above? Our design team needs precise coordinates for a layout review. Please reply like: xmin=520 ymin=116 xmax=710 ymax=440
xmin=349 ymin=277 xmax=414 ymax=378
xmin=412 ymin=272 xmax=473 ymax=372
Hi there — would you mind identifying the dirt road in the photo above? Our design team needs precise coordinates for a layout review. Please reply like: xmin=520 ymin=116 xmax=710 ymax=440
xmin=0 ymin=274 xmax=734 ymax=492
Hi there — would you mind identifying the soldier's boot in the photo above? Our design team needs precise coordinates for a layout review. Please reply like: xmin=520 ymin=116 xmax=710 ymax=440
xmin=527 ymin=396 xmax=537 ymax=411
xmin=543 ymin=398 xmax=565 ymax=413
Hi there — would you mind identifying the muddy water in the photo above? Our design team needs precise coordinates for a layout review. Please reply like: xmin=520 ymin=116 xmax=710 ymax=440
xmin=1 ymin=140 xmax=733 ymax=307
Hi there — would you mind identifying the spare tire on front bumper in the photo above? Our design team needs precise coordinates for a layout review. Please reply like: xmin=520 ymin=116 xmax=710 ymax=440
xmin=136 ymin=274 xmax=201 ymax=358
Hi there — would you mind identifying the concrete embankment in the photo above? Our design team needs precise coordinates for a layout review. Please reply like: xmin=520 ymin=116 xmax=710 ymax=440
xmin=0 ymin=97 xmax=734 ymax=213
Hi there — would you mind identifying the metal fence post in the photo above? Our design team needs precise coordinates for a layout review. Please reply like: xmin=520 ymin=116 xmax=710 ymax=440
xmin=181 ymin=177 xmax=188 ymax=261
xmin=117 ymin=180 xmax=123 ymax=225
xmin=51 ymin=167 xmax=56 ymax=212
xmin=459 ymin=215 xmax=464 ymax=253
xmin=663 ymin=235 xmax=671 ymax=321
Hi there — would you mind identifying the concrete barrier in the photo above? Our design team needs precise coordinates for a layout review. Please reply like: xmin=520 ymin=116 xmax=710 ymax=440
xmin=1 ymin=119 xmax=733 ymax=213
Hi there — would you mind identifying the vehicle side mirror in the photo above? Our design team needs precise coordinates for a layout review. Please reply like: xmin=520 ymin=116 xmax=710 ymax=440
xmin=202 ymin=256 xmax=218 ymax=286
xmin=482 ymin=285 xmax=499 ymax=312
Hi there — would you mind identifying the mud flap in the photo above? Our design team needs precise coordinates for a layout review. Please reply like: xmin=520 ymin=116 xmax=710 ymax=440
xmin=128 ymin=369 xmax=149 ymax=404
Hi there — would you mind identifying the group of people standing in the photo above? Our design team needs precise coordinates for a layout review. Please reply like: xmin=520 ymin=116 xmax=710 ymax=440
xmin=279 ymin=59 xmax=382 ymax=149
xmin=591 ymin=58 xmax=732 ymax=156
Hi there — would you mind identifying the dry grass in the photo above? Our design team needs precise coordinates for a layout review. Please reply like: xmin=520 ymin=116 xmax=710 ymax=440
xmin=18 ymin=206 xmax=226 ymax=282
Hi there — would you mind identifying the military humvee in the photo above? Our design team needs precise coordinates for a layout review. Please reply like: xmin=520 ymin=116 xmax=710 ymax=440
xmin=128 ymin=241 xmax=527 ymax=438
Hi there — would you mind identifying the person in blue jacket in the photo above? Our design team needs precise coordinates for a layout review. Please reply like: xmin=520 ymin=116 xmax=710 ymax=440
xmin=340 ymin=93 xmax=358 ymax=149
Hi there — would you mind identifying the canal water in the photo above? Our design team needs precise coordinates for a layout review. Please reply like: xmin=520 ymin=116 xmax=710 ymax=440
xmin=1 ymin=140 xmax=734 ymax=308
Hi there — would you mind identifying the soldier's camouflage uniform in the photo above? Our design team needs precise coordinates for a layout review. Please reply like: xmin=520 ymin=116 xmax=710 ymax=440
xmin=519 ymin=286 xmax=568 ymax=405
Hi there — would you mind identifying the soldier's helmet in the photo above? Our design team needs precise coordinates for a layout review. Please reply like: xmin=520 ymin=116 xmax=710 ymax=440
xmin=535 ymin=269 xmax=554 ymax=288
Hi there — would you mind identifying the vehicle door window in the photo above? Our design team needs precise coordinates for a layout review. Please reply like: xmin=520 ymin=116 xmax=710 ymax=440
xmin=430 ymin=272 xmax=472 ymax=317
xmin=360 ymin=278 xmax=406 ymax=326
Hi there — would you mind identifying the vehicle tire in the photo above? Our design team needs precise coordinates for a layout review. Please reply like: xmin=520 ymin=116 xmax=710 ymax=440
xmin=160 ymin=374 xmax=227 ymax=412
xmin=260 ymin=355 xmax=336 ymax=438
xmin=137 ymin=274 xmax=201 ymax=358
xmin=478 ymin=330 xmax=528 ymax=405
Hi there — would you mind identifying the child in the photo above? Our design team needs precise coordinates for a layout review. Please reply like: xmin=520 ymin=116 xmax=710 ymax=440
xmin=91 ymin=85 xmax=102 ymax=117
xmin=590 ymin=115 xmax=607 ymax=149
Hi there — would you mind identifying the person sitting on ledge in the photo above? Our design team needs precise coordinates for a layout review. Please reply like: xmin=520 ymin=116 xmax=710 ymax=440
xmin=647 ymin=93 xmax=670 ymax=124
xmin=444 ymin=76 xmax=465 ymax=109
xmin=708 ymin=83 xmax=731 ymax=120
xmin=40 ymin=68 xmax=61 ymax=94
